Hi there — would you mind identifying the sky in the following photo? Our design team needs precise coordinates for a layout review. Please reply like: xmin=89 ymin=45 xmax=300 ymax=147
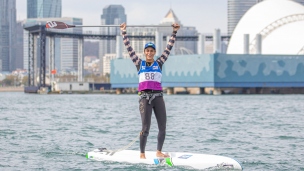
xmin=16 ymin=0 xmax=227 ymax=34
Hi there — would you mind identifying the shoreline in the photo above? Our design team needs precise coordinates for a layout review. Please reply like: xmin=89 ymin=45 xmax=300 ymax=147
xmin=0 ymin=87 xmax=24 ymax=92
xmin=2 ymin=87 xmax=304 ymax=95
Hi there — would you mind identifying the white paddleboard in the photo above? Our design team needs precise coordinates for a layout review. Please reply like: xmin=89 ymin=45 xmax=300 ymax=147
xmin=86 ymin=148 xmax=243 ymax=170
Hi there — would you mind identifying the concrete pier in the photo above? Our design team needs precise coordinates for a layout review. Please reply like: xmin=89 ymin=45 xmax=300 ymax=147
xmin=166 ymin=87 xmax=174 ymax=95
xmin=116 ymin=88 xmax=122 ymax=95
xmin=0 ymin=87 xmax=24 ymax=92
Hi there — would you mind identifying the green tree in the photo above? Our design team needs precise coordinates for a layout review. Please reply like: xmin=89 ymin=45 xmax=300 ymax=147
xmin=84 ymin=73 xmax=110 ymax=83
xmin=22 ymin=76 xmax=28 ymax=86
xmin=1 ymin=75 xmax=15 ymax=86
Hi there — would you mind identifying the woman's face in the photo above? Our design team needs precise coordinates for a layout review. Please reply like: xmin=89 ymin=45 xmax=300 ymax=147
xmin=144 ymin=47 xmax=156 ymax=62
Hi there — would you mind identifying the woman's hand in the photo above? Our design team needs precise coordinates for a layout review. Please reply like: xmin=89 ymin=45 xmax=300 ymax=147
xmin=172 ymin=23 xmax=180 ymax=31
xmin=120 ymin=22 xmax=126 ymax=31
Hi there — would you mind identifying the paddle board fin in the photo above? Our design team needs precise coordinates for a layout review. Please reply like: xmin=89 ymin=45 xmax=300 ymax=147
xmin=153 ymin=157 xmax=173 ymax=167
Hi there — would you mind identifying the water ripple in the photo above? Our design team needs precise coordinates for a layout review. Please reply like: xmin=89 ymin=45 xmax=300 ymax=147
xmin=1 ymin=92 xmax=304 ymax=170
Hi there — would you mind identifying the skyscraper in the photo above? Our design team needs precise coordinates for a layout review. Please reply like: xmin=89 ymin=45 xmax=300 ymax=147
xmin=228 ymin=0 xmax=304 ymax=36
xmin=14 ymin=21 xmax=24 ymax=70
xmin=291 ymin=0 xmax=304 ymax=5
xmin=227 ymin=0 xmax=260 ymax=36
xmin=101 ymin=5 xmax=127 ymax=25
xmin=99 ymin=5 xmax=127 ymax=75
xmin=55 ymin=18 xmax=83 ymax=73
xmin=0 ymin=0 xmax=16 ymax=72
xmin=27 ymin=0 xmax=61 ymax=18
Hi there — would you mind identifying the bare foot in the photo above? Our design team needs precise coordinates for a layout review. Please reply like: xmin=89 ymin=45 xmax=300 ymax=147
xmin=156 ymin=150 xmax=170 ymax=158
xmin=140 ymin=153 xmax=146 ymax=159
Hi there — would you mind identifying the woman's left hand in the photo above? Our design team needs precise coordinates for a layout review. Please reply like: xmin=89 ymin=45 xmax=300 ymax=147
xmin=120 ymin=22 xmax=127 ymax=31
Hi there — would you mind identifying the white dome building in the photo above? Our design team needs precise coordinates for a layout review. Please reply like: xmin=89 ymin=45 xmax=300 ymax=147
xmin=227 ymin=0 xmax=304 ymax=55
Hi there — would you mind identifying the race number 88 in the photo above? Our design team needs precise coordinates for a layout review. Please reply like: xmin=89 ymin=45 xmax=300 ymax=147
xmin=145 ymin=73 xmax=155 ymax=80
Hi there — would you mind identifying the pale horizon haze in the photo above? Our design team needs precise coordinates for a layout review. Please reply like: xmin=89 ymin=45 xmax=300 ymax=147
xmin=16 ymin=0 xmax=227 ymax=34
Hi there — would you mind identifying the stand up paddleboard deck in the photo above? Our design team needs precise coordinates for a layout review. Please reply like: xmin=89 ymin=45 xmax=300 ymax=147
xmin=86 ymin=148 xmax=243 ymax=170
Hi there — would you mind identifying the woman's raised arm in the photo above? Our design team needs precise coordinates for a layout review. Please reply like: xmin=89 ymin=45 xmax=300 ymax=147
xmin=120 ymin=22 xmax=142 ymax=66
xmin=156 ymin=23 xmax=180 ymax=65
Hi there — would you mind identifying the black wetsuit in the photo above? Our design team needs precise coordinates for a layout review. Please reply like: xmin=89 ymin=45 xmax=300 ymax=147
xmin=122 ymin=29 xmax=177 ymax=153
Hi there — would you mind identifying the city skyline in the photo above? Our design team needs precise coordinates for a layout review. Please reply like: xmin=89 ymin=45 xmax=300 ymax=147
xmin=16 ymin=0 xmax=228 ymax=34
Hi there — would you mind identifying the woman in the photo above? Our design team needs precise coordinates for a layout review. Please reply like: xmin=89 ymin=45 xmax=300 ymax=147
xmin=120 ymin=22 xmax=180 ymax=159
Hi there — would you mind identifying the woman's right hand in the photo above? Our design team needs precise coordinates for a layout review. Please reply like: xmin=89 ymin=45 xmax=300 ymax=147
xmin=120 ymin=22 xmax=126 ymax=31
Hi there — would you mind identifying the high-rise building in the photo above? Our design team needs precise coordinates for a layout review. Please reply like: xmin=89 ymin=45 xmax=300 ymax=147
xmin=227 ymin=0 xmax=260 ymax=36
xmin=99 ymin=5 xmax=127 ymax=75
xmin=293 ymin=0 xmax=304 ymax=5
xmin=0 ymin=0 xmax=16 ymax=72
xmin=228 ymin=0 xmax=304 ymax=36
xmin=56 ymin=18 xmax=83 ymax=74
xmin=14 ymin=21 xmax=24 ymax=70
xmin=27 ymin=0 xmax=61 ymax=18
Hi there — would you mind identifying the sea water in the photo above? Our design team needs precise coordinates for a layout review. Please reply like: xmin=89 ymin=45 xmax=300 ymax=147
xmin=0 ymin=92 xmax=303 ymax=170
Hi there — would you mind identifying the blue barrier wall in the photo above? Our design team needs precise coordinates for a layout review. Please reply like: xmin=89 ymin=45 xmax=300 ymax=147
xmin=111 ymin=54 xmax=304 ymax=88
xmin=214 ymin=54 xmax=304 ymax=87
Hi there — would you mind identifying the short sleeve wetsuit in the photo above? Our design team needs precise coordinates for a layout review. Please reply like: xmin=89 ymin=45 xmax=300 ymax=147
xmin=122 ymin=29 xmax=177 ymax=153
